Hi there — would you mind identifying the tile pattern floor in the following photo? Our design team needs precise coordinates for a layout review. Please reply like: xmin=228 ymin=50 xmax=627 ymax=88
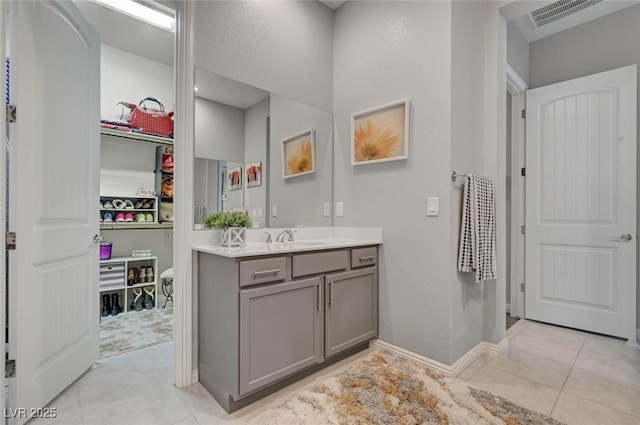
xmin=28 ymin=319 xmax=640 ymax=425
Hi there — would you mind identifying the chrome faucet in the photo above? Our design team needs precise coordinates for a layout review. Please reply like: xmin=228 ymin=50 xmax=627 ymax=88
xmin=275 ymin=229 xmax=295 ymax=242
xmin=264 ymin=232 xmax=272 ymax=244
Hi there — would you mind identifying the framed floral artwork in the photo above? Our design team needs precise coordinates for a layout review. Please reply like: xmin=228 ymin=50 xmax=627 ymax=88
xmin=246 ymin=161 xmax=262 ymax=187
xmin=351 ymin=99 xmax=409 ymax=166
xmin=228 ymin=166 xmax=242 ymax=191
xmin=281 ymin=129 xmax=315 ymax=179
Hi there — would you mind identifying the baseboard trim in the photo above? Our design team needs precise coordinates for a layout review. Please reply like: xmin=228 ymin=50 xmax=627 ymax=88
xmin=628 ymin=330 xmax=640 ymax=347
xmin=373 ymin=338 xmax=508 ymax=378
xmin=192 ymin=369 xmax=199 ymax=384
xmin=506 ymin=303 xmax=511 ymax=314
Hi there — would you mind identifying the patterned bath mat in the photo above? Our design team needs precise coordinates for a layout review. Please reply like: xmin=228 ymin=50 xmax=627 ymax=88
xmin=99 ymin=308 xmax=173 ymax=358
xmin=242 ymin=350 xmax=565 ymax=425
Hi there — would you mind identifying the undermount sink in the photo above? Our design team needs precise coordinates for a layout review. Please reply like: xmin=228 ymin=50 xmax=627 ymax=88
xmin=272 ymin=241 xmax=326 ymax=247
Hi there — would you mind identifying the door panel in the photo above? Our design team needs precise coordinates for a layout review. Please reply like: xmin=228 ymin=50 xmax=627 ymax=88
xmin=325 ymin=268 xmax=377 ymax=358
xmin=239 ymin=277 xmax=322 ymax=396
xmin=8 ymin=2 xmax=100 ymax=422
xmin=525 ymin=65 xmax=636 ymax=339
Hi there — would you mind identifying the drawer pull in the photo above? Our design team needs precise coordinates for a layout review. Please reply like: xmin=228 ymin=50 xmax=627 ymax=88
xmin=318 ymin=284 xmax=322 ymax=311
xmin=253 ymin=269 xmax=282 ymax=277
xmin=359 ymin=256 xmax=376 ymax=262
xmin=330 ymin=281 xmax=334 ymax=306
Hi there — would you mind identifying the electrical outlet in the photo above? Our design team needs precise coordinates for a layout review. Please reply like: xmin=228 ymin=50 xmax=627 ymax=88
xmin=336 ymin=202 xmax=344 ymax=217
xmin=257 ymin=209 xmax=263 ymax=217
xmin=323 ymin=202 xmax=331 ymax=217
xmin=251 ymin=209 xmax=257 ymax=217
xmin=272 ymin=205 xmax=278 ymax=217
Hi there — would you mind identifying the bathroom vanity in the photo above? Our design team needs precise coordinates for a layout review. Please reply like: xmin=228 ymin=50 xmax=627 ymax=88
xmin=193 ymin=232 xmax=381 ymax=412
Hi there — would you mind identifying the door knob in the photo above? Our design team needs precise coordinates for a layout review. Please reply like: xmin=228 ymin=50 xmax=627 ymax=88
xmin=613 ymin=233 xmax=633 ymax=242
xmin=93 ymin=234 xmax=101 ymax=245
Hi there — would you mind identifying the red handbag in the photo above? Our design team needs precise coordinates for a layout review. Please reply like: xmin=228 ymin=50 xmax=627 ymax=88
xmin=121 ymin=97 xmax=174 ymax=138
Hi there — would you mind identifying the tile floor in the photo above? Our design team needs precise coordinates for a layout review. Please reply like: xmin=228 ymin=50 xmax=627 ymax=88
xmin=28 ymin=319 xmax=640 ymax=425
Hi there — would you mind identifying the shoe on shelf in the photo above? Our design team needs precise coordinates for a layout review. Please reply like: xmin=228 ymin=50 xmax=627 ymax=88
xmin=103 ymin=212 xmax=113 ymax=223
xmin=127 ymin=268 xmax=137 ymax=286
xmin=115 ymin=213 xmax=125 ymax=222
xmin=145 ymin=213 xmax=154 ymax=223
xmin=134 ymin=201 xmax=144 ymax=209
xmin=112 ymin=199 xmax=126 ymax=209
xmin=99 ymin=201 xmax=104 ymax=209
xmin=135 ymin=213 xmax=146 ymax=222
xmin=101 ymin=294 xmax=110 ymax=318
xmin=124 ymin=213 xmax=134 ymax=222
xmin=146 ymin=266 xmax=154 ymax=283
xmin=138 ymin=266 xmax=147 ymax=283
xmin=99 ymin=212 xmax=103 ymax=222
xmin=103 ymin=201 xmax=114 ymax=209
xmin=124 ymin=200 xmax=134 ymax=209
xmin=131 ymin=288 xmax=144 ymax=311
xmin=111 ymin=293 xmax=122 ymax=316
xmin=136 ymin=188 xmax=155 ymax=197
xmin=143 ymin=286 xmax=155 ymax=309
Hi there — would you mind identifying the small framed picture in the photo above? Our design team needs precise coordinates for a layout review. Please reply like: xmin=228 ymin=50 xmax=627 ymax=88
xmin=246 ymin=161 xmax=262 ymax=188
xmin=351 ymin=99 xmax=409 ymax=166
xmin=228 ymin=166 xmax=242 ymax=191
xmin=281 ymin=129 xmax=315 ymax=179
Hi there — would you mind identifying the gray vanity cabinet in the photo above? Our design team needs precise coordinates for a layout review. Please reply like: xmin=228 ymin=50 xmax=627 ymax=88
xmin=239 ymin=276 xmax=323 ymax=395
xmin=324 ymin=267 xmax=378 ymax=358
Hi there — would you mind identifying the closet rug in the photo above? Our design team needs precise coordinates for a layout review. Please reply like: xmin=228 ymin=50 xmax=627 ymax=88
xmin=99 ymin=308 xmax=173 ymax=358
xmin=241 ymin=350 xmax=566 ymax=425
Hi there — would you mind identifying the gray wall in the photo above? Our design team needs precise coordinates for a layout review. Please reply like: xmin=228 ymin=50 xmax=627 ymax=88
xmin=507 ymin=21 xmax=529 ymax=84
xmin=193 ymin=1 xmax=333 ymax=111
xmin=269 ymin=95 xmax=333 ymax=228
xmin=333 ymin=1 xmax=455 ymax=364
xmin=195 ymin=97 xmax=245 ymax=163
xmin=529 ymin=3 xmax=640 ymax=330
xmin=244 ymin=97 xmax=270 ymax=228
xmin=449 ymin=1 xmax=486 ymax=361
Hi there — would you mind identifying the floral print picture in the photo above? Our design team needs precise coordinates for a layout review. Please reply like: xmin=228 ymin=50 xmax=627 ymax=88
xmin=246 ymin=161 xmax=262 ymax=188
xmin=228 ymin=166 xmax=242 ymax=191
xmin=352 ymin=100 xmax=409 ymax=165
xmin=281 ymin=129 xmax=315 ymax=179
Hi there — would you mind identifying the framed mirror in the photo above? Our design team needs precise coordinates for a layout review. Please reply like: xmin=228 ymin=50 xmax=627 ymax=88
xmin=193 ymin=68 xmax=333 ymax=229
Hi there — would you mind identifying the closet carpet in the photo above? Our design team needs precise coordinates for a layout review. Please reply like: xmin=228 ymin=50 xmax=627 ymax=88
xmin=100 ymin=308 xmax=173 ymax=358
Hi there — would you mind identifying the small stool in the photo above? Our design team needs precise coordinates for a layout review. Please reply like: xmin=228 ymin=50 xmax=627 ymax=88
xmin=160 ymin=267 xmax=174 ymax=309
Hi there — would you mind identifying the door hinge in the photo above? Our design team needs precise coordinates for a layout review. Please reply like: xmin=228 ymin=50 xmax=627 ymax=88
xmin=520 ymin=283 xmax=525 ymax=293
xmin=6 ymin=104 xmax=16 ymax=123
xmin=6 ymin=231 xmax=16 ymax=250
xmin=521 ymin=109 xmax=526 ymax=119
xmin=521 ymin=167 xmax=526 ymax=177
xmin=520 ymin=225 xmax=525 ymax=235
xmin=6 ymin=359 xmax=15 ymax=378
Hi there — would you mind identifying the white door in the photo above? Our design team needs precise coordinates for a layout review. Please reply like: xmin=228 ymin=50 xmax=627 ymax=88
xmin=7 ymin=1 xmax=100 ymax=422
xmin=525 ymin=65 xmax=636 ymax=339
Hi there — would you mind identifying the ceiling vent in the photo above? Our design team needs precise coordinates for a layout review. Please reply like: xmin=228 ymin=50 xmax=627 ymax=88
xmin=526 ymin=0 xmax=603 ymax=28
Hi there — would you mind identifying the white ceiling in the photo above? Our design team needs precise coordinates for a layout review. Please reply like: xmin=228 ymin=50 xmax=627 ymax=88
xmin=195 ymin=69 xmax=269 ymax=109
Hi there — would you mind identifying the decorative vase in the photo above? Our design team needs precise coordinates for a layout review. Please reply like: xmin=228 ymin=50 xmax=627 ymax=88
xmin=221 ymin=227 xmax=247 ymax=247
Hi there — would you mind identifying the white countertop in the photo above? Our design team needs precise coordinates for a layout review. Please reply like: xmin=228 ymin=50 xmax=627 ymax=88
xmin=192 ymin=227 xmax=382 ymax=258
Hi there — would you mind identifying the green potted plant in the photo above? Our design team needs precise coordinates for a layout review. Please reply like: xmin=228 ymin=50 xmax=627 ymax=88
xmin=202 ymin=209 xmax=252 ymax=246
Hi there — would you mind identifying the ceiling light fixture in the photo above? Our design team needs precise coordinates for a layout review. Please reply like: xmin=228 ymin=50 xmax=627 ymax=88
xmin=194 ymin=87 xmax=199 ymax=91
xmin=89 ymin=0 xmax=175 ymax=32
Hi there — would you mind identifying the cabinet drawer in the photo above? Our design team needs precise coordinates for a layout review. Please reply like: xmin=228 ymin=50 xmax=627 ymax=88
xmin=351 ymin=247 xmax=377 ymax=268
xmin=292 ymin=250 xmax=348 ymax=278
xmin=240 ymin=257 xmax=287 ymax=287
xmin=100 ymin=262 xmax=125 ymax=288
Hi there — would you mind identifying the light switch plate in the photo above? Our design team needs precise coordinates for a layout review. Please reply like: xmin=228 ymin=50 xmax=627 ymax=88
xmin=336 ymin=201 xmax=344 ymax=217
xmin=257 ymin=209 xmax=263 ymax=217
xmin=272 ymin=205 xmax=278 ymax=217
xmin=427 ymin=197 xmax=439 ymax=217
xmin=251 ymin=209 xmax=257 ymax=217
xmin=323 ymin=202 xmax=331 ymax=217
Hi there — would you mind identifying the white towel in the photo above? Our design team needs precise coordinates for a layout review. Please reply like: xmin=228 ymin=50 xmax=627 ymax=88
xmin=458 ymin=174 xmax=497 ymax=282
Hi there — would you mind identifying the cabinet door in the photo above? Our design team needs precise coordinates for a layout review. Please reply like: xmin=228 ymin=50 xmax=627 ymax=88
xmin=240 ymin=277 xmax=322 ymax=395
xmin=325 ymin=268 xmax=378 ymax=358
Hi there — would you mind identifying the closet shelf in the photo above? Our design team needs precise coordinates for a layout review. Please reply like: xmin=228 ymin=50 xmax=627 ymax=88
xmin=100 ymin=223 xmax=173 ymax=230
xmin=101 ymin=128 xmax=174 ymax=146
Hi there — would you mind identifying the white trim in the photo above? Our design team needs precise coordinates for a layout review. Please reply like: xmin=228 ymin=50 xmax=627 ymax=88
xmin=628 ymin=330 xmax=640 ymax=347
xmin=173 ymin=0 xmax=195 ymax=389
xmin=0 ymin=1 xmax=6 ymax=418
xmin=506 ymin=303 xmax=511 ymax=314
xmin=506 ymin=63 xmax=528 ymax=95
xmin=373 ymin=339 xmax=507 ymax=378
xmin=510 ymin=91 xmax=526 ymax=320
xmin=192 ymin=369 xmax=199 ymax=383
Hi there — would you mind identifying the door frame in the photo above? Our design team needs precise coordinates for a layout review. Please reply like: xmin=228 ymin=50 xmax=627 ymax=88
xmin=0 ymin=0 xmax=195 ymax=395
xmin=507 ymin=64 xmax=527 ymax=319
xmin=1 ymin=0 xmax=7 ymax=417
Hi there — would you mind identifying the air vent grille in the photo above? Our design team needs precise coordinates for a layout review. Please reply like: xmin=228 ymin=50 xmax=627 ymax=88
xmin=528 ymin=0 xmax=603 ymax=28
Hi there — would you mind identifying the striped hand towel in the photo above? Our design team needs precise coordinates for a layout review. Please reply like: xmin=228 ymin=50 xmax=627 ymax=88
xmin=458 ymin=174 xmax=497 ymax=282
